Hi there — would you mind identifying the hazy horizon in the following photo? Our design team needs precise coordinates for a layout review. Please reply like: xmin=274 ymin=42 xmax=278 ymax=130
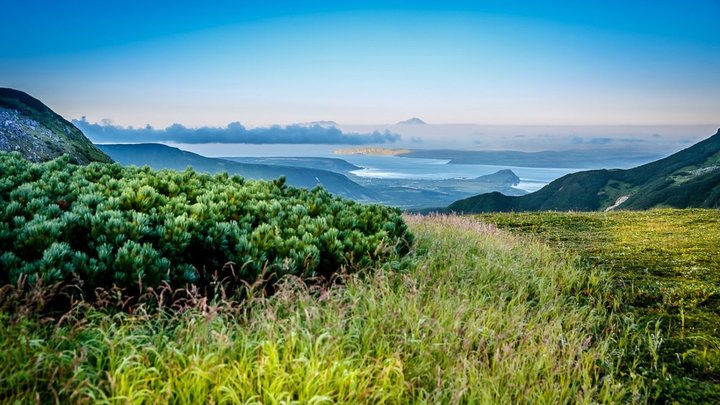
xmin=2 ymin=0 xmax=719 ymax=143
xmin=77 ymin=118 xmax=718 ymax=154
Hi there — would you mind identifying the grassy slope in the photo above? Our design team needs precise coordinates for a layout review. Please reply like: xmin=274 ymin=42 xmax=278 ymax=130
xmin=479 ymin=209 xmax=720 ymax=402
xmin=0 ymin=215 xmax=648 ymax=403
xmin=448 ymin=129 xmax=720 ymax=213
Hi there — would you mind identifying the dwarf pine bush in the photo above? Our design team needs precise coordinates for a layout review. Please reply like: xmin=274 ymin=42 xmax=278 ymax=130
xmin=0 ymin=152 xmax=412 ymax=297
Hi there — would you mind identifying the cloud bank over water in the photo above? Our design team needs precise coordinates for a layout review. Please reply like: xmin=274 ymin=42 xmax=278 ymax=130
xmin=74 ymin=118 xmax=402 ymax=145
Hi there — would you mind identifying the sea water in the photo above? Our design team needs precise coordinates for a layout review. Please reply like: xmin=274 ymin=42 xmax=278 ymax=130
xmin=340 ymin=155 xmax=579 ymax=192
xmin=175 ymin=143 xmax=581 ymax=193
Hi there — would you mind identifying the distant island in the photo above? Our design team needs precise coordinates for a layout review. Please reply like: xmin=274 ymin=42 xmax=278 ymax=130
xmin=296 ymin=120 xmax=339 ymax=127
xmin=333 ymin=147 xmax=413 ymax=156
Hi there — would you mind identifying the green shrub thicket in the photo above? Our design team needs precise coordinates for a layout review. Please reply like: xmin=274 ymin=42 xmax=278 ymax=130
xmin=0 ymin=152 xmax=412 ymax=296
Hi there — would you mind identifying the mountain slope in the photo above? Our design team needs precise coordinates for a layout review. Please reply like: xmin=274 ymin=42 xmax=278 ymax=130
xmin=221 ymin=156 xmax=361 ymax=174
xmin=99 ymin=143 xmax=376 ymax=201
xmin=0 ymin=88 xmax=112 ymax=164
xmin=447 ymin=129 xmax=720 ymax=213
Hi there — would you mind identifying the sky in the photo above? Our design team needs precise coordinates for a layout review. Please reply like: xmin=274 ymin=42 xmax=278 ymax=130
xmin=1 ymin=0 xmax=719 ymax=149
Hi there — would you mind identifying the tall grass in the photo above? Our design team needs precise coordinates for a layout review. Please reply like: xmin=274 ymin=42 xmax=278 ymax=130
xmin=1 ymin=215 xmax=645 ymax=403
xmin=479 ymin=209 xmax=720 ymax=402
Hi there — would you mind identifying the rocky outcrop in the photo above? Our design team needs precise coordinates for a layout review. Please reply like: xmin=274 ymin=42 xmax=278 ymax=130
xmin=0 ymin=88 xmax=112 ymax=164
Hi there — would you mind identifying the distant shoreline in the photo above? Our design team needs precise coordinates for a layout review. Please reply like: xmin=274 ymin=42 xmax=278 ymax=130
xmin=333 ymin=147 xmax=412 ymax=156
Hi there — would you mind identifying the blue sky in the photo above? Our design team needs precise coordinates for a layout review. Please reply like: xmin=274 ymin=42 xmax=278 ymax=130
xmin=1 ymin=0 xmax=719 ymax=131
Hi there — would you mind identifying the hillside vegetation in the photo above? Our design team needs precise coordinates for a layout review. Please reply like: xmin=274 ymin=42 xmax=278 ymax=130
xmin=0 ymin=88 xmax=112 ymax=164
xmin=99 ymin=143 xmax=378 ymax=202
xmin=100 ymin=144 xmax=524 ymax=210
xmin=2 ymin=153 xmax=712 ymax=401
xmin=448 ymin=129 xmax=720 ymax=213
xmin=480 ymin=209 xmax=720 ymax=402
xmin=1 ymin=215 xmax=651 ymax=403
xmin=0 ymin=152 xmax=410 ymax=301
xmin=221 ymin=156 xmax=362 ymax=174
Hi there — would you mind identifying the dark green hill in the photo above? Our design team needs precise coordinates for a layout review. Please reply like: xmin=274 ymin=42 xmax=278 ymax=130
xmin=447 ymin=129 xmax=720 ymax=213
xmin=221 ymin=156 xmax=361 ymax=174
xmin=0 ymin=88 xmax=112 ymax=164
xmin=98 ymin=143 xmax=377 ymax=201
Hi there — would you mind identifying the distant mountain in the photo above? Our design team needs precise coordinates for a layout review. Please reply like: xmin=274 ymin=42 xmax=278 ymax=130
xmin=0 ymin=88 xmax=112 ymax=164
xmin=332 ymin=147 xmax=661 ymax=169
xmin=446 ymin=129 xmax=720 ymax=213
xmin=396 ymin=118 xmax=427 ymax=125
xmin=473 ymin=169 xmax=520 ymax=185
xmin=222 ymin=156 xmax=361 ymax=174
xmin=401 ymin=149 xmax=664 ymax=169
xmin=99 ymin=144 xmax=376 ymax=201
xmin=368 ymin=169 xmax=524 ymax=210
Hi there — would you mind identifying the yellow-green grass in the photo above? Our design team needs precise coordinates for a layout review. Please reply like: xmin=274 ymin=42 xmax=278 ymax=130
xmin=1 ymin=215 xmax=647 ymax=403
xmin=479 ymin=209 xmax=720 ymax=403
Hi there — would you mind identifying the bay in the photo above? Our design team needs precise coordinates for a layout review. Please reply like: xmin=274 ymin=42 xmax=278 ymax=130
xmin=339 ymin=155 xmax=580 ymax=192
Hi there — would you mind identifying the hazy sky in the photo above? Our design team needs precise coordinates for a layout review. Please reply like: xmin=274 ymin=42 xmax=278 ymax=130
xmin=2 ymin=0 xmax=719 ymax=130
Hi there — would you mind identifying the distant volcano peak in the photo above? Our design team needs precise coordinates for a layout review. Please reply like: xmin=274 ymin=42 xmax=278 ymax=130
xmin=397 ymin=117 xmax=427 ymax=125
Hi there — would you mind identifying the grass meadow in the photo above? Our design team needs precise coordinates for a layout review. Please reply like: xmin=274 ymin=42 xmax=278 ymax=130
xmin=0 ymin=214 xmax=657 ymax=404
xmin=480 ymin=209 xmax=720 ymax=402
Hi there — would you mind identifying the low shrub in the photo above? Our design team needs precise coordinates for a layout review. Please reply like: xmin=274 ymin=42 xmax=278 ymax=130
xmin=0 ymin=152 xmax=412 ymax=300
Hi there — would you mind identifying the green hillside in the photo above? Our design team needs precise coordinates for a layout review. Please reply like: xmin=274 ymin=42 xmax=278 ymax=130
xmin=101 ymin=144 xmax=524 ymax=209
xmin=0 ymin=88 xmax=112 ymax=164
xmin=2 ymin=152 xmax=717 ymax=401
xmin=447 ymin=129 xmax=720 ymax=213
xmin=222 ymin=156 xmax=362 ymax=174
xmin=99 ymin=143 xmax=377 ymax=201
